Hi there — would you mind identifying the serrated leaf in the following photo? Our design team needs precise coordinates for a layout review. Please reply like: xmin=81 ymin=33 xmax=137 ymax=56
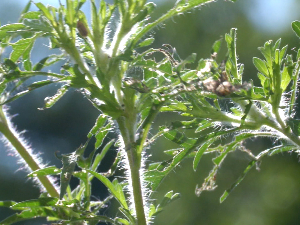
xmin=23 ymin=17 xmax=52 ymax=32
xmin=10 ymin=34 xmax=39 ymax=63
xmin=44 ymin=85 xmax=69 ymax=109
xmin=258 ymin=40 xmax=272 ymax=69
xmin=0 ymin=23 xmax=26 ymax=40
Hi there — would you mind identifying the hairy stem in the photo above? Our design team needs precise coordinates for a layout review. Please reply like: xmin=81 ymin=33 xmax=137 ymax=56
xmin=117 ymin=116 xmax=147 ymax=225
xmin=0 ymin=107 xmax=59 ymax=198
xmin=127 ymin=149 xmax=147 ymax=225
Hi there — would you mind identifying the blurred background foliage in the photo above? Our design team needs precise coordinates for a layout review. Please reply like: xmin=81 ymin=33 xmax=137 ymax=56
xmin=1 ymin=0 xmax=300 ymax=224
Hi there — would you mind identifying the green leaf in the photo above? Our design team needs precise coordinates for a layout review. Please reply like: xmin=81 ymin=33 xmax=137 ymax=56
xmin=44 ymin=85 xmax=69 ymax=109
xmin=33 ymin=56 xmax=49 ymax=71
xmin=149 ymin=190 xmax=180 ymax=218
xmin=170 ymin=118 xmax=203 ymax=129
xmin=213 ymin=132 xmax=257 ymax=165
xmin=220 ymin=160 xmax=256 ymax=203
xmin=138 ymin=37 xmax=155 ymax=47
xmin=292 ymin=21 xmax=300 ymax=38
xmin=10 ymin=33 xmax=39 ymax=63
xmin=253 ymin=57 xmax=269 ymax=77
xmin=281 ymin=66 xmax=292 ymax=91
xmin=0 ymin=201 xmax=17 ymax=208
xmin=23 ymin=17 xmax=53 ymax=32
xmin=60 ymin=215 xmax=114 ymax=224
xmin=119 ymin=207 xmax=136 ymax=224
xmin=195 ymin=120 xmax=213 ymax=133
xmin=258 ymin=40 xmax=273 ymax=70
xmin=20 ymin=0 xmax=32 ymax=16
xmin=28 ymin=166 xmax=61 ymax=177
xmin=0 ymin=207 xmax=58 ymax=225
xmin=21 ymin=11 xmax=41 ymax=20
xmin=267 ymin=145 xmax=295 ymax=156
xmin=90 ymin=139 xmax=115 ymax=172
xmin=145 ymin=131 xmax=206 ymax=190
xmin=86 ymin=169 xmax=129 ymax=209
xmin=87 ymin=114 xmax=107 ymax=139
xmin=225 ymin=28 xmax=239 ymax=79
xmin=287 ymin=118 xmax=300 ymax=136
xmin=35 ymin=3 xmax=54 ymax=22
xmin=60 ymin=152 xmax=77 ymax=199
xmin=211 ymin=38 xmax=222 ymax=54
xmin=0 ymin=23 xmax=26 ymax=40
xmin=193 ymin=138 xmax=216 ymax=171
xmin=11 ymin=198 xmax=59 ymax=210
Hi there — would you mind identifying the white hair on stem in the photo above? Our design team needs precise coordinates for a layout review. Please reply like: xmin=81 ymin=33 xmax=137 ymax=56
xmin=0 ymin=106 xmax=59 ymax=193
xmin=117 ymin=134 xmax=151 ymax=223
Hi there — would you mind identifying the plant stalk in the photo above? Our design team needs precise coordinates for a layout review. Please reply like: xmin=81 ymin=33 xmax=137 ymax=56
xmin=117 ymin=117 xmax=147 ymax=225
xmin=0 ymin=107 xmax=59 ymax=198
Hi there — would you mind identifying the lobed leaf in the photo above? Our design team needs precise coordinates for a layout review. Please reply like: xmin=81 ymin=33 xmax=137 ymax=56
xmin=10 ymin=33 xmax=40 ymax=63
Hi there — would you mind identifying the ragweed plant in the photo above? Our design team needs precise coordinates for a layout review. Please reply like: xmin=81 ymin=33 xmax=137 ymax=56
xmin=1 ymin=0 xmax=300 ymax=224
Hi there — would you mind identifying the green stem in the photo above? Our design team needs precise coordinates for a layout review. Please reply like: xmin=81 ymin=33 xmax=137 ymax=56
xmin=0 ymin=108 xmax=59 ymax=198
xmin=63 ymin=43 xmax=98 ymax=86
xmin=289 ymin=62 xmax=300 ymax=116
xmin=117 ymin=117 xmax=147 ymax=225
xmin=127 ymin=149 xmax=147 ymax=225
xmin=136 ymin=103 xmax=163 ymax=155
